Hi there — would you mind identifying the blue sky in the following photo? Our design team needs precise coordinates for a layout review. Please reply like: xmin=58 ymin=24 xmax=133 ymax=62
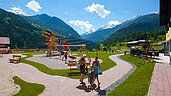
xmin=0 ymin=0 xmax=159 ymax=35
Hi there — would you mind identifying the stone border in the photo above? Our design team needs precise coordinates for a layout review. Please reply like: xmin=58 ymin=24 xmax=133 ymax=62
xmin=96 ymin=55 xmax=137 ymax=96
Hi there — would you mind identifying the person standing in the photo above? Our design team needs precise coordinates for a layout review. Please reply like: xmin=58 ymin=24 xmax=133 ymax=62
xmin=62 ymin=51 xmax=68 ymax=64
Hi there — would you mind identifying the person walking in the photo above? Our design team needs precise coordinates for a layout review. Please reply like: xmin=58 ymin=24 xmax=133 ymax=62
xmin=79 ymin=54 xmax=86 ymax=84
xmin=92 ymin=57 xmax=101 ymax=85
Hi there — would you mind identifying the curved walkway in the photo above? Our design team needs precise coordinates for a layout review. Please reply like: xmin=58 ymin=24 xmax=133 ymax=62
xmin=2 ymin=54 xmax=133 ymax=96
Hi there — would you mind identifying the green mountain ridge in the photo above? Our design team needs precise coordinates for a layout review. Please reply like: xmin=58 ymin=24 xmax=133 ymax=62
xmin=0 ymin=8 xmax=97 ymax=50
xmin=25 ymin=14 xmax=81 ymax=38
xmin=102 ymin=15 xmax=165 ymax=45
xmin=0 ymin=8 xmax=46 ymax=48
xmin=84 ymin=13 xmax=165 ymax=43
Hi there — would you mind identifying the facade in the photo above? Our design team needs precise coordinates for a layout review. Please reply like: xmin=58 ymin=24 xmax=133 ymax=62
xmin=0 ymin=37 xmax=10 ymax=53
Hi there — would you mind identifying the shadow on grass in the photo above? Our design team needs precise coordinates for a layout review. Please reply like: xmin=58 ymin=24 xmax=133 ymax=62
xmin=68 ymin=72 xmax=81 ymax=76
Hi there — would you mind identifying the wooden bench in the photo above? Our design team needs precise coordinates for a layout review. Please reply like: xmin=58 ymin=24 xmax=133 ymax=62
xmin=67 ymin=61 xmax=91 ymax=76
xmin=0 ymin=50 xmax=8 ymax=57
xmin=68 ymin=61 xmax=77 ymax=71
xmin=67 ymin=61 xmax=80 ymax=76
xmin=9 ymin=55 xmax=21 ymax=63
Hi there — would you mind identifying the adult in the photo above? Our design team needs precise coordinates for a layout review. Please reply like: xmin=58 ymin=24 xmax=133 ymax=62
xmin=79 ymin=54 xmax=86 ymax=84
xmin=92 ymin=57 xmax=101 ymax=85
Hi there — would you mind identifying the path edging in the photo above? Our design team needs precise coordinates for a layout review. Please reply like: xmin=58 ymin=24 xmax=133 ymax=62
xmin=96 ymin=55 xmax=137 ymax=96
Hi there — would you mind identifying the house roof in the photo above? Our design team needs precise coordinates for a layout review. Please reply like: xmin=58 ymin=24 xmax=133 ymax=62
xmin=127 ymin=40 xmax=152 ymax=45
xmin=0 ymin=37 xmax=10 ymax=44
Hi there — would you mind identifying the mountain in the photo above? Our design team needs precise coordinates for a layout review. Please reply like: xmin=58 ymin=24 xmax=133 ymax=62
xmin=0 ymin=8 xmax=97 ymax=50
xmin=25 ymin=14 xmax=97 ymax=50
xmin=83 ymin=16 xmax=140 ymax=42
xmin=81 ymin=32 xmax=90 ymax=39
xmin=0 ymin=8 xmax=46 ymax=48
xmin=84 ymin=13 xmax=162 ymax=43
xmin=98 ymin=20 xmax=122 ymax=31
xmin=103 ymin=13 xmax=165 ymax=45
xmin=25 ymin=14 xmax=81 ymax=38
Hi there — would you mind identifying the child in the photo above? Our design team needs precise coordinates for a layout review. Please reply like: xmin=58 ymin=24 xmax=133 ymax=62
xmin=62 ymin=51 xmax=68 ymax=64
xmin=92 ymin=57 xmax=101 ymax=85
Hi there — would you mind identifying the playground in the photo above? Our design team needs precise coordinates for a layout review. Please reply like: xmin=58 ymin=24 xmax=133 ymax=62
xmin=0 ymin=52 xmax=134 ymax=96
xmin=0 ymin=31 xmax=169 ymax=96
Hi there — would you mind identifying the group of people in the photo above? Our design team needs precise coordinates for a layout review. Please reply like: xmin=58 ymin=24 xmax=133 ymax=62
xmin=61 ymin=51 xmax=101 ymax=86
xmin=79 ymin=54 xmax=101 ymax=86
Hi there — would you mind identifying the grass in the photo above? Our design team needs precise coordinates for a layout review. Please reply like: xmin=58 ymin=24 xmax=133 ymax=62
xmin=20 ymin=52 xmax=116 ymax=79
xmin=151 ymin=46 xmax=164 ymax=51
xmin=13 ymin=76 xmax=45 ymax=96
xmin=108 ymin=54 xmax=155 ymax=96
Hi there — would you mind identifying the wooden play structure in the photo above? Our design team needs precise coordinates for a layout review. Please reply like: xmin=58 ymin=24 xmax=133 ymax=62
xmin=42 ymin=30 xmax=90 ymax=60
xmin=42 ymin=31 xmax=58 ymax=57
xmin=42 ymin=30 xmax=91 ymax=75
xmin=62 ymin=44 xmax=91 ymax=75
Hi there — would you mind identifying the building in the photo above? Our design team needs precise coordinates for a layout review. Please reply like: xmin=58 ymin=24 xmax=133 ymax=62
xmin=0 ymin=37 xmax=10 ymax=53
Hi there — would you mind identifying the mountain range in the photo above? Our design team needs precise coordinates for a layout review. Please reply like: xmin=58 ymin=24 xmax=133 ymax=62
xmin=0 ymin=8 xmax=45 ymax=48
xmin=103 ymin=13 xmax=165 ymax=45
xmin=25 ymin=14 xmax=81 ymax=38
xmin=82 ymin=13 xmax=165 ymax=43
xmin=0 ymin=8 xmax=97 ymax=50
xmin=0 ymin=7 xmax=166 ymax=50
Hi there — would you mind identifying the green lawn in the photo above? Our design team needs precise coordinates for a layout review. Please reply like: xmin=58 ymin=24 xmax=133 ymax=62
xmin=20 ymin=52 xmax=116 ymax=79
xmin=108 ymin=54 xmax=155 ymax=96
xmin=13 ymin=76 xmax=45 ymax=96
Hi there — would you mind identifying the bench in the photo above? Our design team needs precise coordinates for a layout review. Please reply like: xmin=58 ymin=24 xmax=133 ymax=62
xmin=68 ymin=61 xmax=78 ymax=71
xmin=67 ymin=61 xmax=91 ymax=76
xmin=68 ymin=61 xmax=79 ymax=76
xmin=0 ymin=50 xmax=8 ymax=57
xmin=9 ymin=55 xmax=21 ymax=63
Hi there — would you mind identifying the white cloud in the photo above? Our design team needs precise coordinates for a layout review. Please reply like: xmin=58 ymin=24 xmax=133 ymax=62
xmin=26 ymin=0 xmax=41 ymax=12
xmin=7 ymin=7 xmax=29 ymax=16
xmin=69 ymin=20 xmax=95 ymax=32
xmin=85 ymin=3 xmax=111 ymax=18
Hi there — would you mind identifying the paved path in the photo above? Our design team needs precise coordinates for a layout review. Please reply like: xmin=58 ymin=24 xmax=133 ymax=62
xmin=26 ymin=54 xmax=103 ymax=69
xmin=2 ymin=54 xmax=133 ymax=96
xmin=0 ymin=54 xmax=22 ymax=96
xmin=148 ymin=54 xmax=171 ymax=96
